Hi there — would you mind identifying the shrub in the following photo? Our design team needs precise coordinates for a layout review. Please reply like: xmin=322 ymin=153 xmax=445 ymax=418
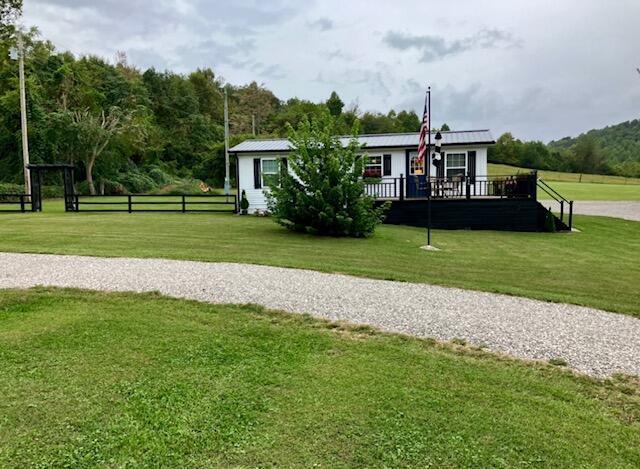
xmin=0 ymin=183 xmax=24 ymax=194
xmin=152 ymin=179 xmax=204 ymax=195
xmin=266 ymin=113 xmax=388 ymax=237
xmin=148 ymin=167 xmax=175 ymax=186
xmin=544 ymin=209 xmax=557 ymax=233
xmin=118 ymin=172 xmax=157 ymax=193
xmin=240 ymin=190 xmax=249 ymax=215
xmin=41 ymin=186 xmax=65 ymax=198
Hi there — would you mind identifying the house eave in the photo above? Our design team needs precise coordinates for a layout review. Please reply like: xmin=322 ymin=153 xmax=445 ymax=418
xmin=232 ymin=141 xmax=496 ymax=155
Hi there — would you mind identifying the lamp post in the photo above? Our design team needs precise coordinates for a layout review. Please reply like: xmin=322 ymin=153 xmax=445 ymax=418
xmin=426 ymin=129 xmax=443 ymax=248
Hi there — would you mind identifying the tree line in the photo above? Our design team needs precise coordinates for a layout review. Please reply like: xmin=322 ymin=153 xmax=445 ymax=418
xmin=2 ymin=0 xmax=638 ymax=196
xmin=0 ymin=28 xmax=421 ymax=194
xmin=489 ymin=128 xmax=640 ymax=178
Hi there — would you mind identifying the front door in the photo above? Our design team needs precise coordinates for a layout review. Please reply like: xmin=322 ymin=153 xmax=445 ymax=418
xmin=406 ymin=150 xmax=427 ymax=198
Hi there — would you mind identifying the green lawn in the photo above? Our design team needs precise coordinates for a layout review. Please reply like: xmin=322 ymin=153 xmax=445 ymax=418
xmin=489 ymin=163 xmax=640 ymax=185
xmin=488 ymin=163 xmax=640 ymax=200
xmin=0 ymin=206 xmax=639 ymax=317
xmin=541 ymin=181 xmax=640 ymax=201
xmin=1 ymin=288 xmax=638 ymax=467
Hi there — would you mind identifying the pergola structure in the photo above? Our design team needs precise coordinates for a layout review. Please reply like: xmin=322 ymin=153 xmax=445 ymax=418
xmin=26 ymin=164 xmax=76 ymax=212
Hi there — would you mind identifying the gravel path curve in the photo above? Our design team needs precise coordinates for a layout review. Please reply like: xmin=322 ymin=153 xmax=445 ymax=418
xmin=540 ymin=200 xmax=640 ymax=222
xmin=1 ymin=252 xmax=639 ymax=378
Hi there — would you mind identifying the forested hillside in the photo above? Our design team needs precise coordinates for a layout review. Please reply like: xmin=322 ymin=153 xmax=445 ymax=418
xmin=0 ymin=29 xmax=421 ymax=194
xmin=548 ymin=119 xmax=640 ymax=176
xmin=489 ymin=120 xmax=640 ymax=178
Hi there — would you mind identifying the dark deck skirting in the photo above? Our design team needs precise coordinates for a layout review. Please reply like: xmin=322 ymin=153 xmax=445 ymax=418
xmin=379 ymin=198 xmax=569 ymax=232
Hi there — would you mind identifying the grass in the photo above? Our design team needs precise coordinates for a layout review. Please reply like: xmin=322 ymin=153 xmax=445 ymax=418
xmin=0 ymin=205 xmax=639 ymax=317
xmin=541 ymin=182 xmax=640 ymax=201
xmin=488 ymin=163 xmax=640 ymax=201
xmin=489 ymin=163 xmax=640 ymax=185
xmin=0 ymin=288 xmax=638 ymax=467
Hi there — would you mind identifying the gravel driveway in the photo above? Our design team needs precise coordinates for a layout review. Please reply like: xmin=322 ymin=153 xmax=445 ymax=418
xmin=541 ymin=200 xmax=640 ymax=222
xmin=1 ymin=252 xmax=638 ymax=378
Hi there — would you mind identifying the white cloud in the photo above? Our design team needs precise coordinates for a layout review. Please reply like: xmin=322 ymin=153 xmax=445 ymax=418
xmin=23 ymin=0 xmax=640 ymax=141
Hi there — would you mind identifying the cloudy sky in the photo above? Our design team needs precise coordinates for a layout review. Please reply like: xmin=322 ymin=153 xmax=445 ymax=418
xmin=24 ymin=0 xmax=640 ymax=141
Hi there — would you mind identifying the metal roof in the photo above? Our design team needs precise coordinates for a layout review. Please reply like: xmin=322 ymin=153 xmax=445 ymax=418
xmin=230 ymin=130 xmax=494 ymax=153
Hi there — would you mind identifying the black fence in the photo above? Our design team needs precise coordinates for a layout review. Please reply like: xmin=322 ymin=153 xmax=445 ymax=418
xmin=0 ymin=193 xmax=33 ymax=212
xmin=365 ymin=173 xmax=537 ymax=201
xmin=73 ymin=193 xmax=237 ymax=213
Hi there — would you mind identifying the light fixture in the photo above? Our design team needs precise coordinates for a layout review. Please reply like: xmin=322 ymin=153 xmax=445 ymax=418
xmin=433 ymin=131 xmax=443 ymax=161
xmin=434 ymin=131 xmax=442 ymax=152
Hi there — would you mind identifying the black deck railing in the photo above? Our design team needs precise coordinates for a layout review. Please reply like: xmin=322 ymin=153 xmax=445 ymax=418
xmin=73 ymin=193 xmax=237 ymax=213
xmin=0 ymin=193 xmax=33 ymax=212
xmin=365 ymin=173 xmax=537 ymax=201
xmin=537 ymin=178 xmax=574 ymax=230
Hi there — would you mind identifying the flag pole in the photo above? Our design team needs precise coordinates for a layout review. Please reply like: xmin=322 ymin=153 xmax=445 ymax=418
xmin=427 ymin=86 xmax=432 ymax=247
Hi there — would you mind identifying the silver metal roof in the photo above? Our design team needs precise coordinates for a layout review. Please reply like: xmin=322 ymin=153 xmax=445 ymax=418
xmin=230 ymin=130 xmax=494 ymax=153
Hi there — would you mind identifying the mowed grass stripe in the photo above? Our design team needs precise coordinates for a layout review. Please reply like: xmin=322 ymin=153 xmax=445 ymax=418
xmin=488 ymin=163 xmax=640 ymax=200
xmin=0 ymin=288 xmax=638 ymax=467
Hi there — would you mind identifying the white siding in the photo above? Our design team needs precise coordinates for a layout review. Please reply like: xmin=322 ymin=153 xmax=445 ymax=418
xmin=236 ymin=145 xmax=490 ymax=212
xmin=475 ymin=147 xmax=488 ymax=178
xmin=238 ymin=154 xmax=283 ymax=213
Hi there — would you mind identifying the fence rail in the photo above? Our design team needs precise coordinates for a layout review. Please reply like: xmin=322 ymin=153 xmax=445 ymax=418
xmin=0 ymin=193 xmax=33 ymax=212
xmin=73 ymin=193 xmax=237 ymax=213
xmin=365 ymin=173 xmax=537 ymax=201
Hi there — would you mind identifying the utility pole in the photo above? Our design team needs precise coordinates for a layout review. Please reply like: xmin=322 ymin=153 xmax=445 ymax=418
xmin=223 ymin=87 xmax=230 ymax=195
xmin=251 ymin=114 xmax=256 ymax=136
xmin=11 ymin=31 xmax=30 ymax=196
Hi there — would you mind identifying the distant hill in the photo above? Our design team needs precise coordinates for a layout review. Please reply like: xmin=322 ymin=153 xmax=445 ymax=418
xmin=548 ymin=119 xmax=640 ymax=172
xmin=490 ymin=119 xmax=640 ymax=178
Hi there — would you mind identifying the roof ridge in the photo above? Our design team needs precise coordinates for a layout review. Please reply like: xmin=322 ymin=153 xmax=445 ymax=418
xmin=243 ymin=129 xmax=491 ymax=142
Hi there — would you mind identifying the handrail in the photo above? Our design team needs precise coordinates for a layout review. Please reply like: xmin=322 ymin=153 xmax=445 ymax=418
xmin=537 ymin=179 xmax=570 ymax=203
xmin=536 ymin=178 xmax=573 ymax=231
xmin=365 ymin=173 xmax=535 ymax=200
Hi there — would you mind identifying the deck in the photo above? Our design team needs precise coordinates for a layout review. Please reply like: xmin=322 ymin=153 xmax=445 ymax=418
xmin=364 ymin=173 xmax=537 ymax=201
xmin=366 ymin=173 xmax=573 ymax=231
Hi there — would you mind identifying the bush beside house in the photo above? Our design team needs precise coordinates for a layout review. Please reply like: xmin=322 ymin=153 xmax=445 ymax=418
xmin=266 ymin=114 xmax=388 ymax=237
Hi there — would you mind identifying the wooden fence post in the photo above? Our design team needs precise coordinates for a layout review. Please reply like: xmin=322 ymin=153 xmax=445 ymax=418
xmin=128 ymin=195 xmax=132 ymax=213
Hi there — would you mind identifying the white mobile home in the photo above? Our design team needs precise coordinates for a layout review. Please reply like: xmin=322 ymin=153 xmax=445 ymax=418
xmin=230 ymin=130 xmax=495 ymax=213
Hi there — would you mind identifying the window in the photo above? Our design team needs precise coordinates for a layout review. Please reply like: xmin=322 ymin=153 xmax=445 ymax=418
xmin=409 ymin=151 xmax=424 ymax=175
xmin=446 ymin=152 xmax=466 ymax=179
xmin=363 ymin=155 xmax=382 ymax=178
xmin=261 ymin=158 xmax=280 ymax=187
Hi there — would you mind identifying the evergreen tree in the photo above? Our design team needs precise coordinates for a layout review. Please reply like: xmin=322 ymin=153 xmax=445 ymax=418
xmin=267 ymin=112 xmax=388 ymax=237
xmin=326 ymin=91 xmax=344 ymax=117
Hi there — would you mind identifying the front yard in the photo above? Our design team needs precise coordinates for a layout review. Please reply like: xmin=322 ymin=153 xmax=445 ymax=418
xmin=1 ymin=288 xmax=638 ymax=467
xmin=0 ymin=207 xmax=638 ymax=316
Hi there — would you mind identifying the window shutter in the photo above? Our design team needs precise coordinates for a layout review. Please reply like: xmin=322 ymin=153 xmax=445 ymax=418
xmin=281 ymin=157 xmax=288 ymax=173
xmin=437 ymin=154 xmax=445 ymax=179
xmin=467 ymin=151 xmax=476 ymax=183
xmin=383 ymin=154 xmax=392 ymax=176
xmin=253 ymin=158 xmax=261 ymax=189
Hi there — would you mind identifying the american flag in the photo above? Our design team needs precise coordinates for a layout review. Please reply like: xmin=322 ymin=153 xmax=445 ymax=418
xmin=416 ymin=94 xmax=429 ymax=166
